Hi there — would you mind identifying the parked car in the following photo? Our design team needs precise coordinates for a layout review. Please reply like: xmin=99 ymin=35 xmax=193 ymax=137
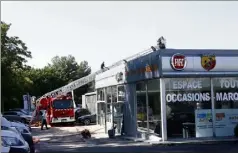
xmin=75 ymin=108 xmax=91 ymax=119
xmin=1 ymin=129 xmax=30 ymax=153
xmin=2 ymin=116 xmax=34 ymax=153
xmin=3 ymin=111 xmax=32 ymax=124
xmin=9 ymin=108 xmax=32 ymax=116
xmin=77 ymin=114 xmax=96 ymax=125
xmin=1 ymin=115 xmax=31 ymax=132
xmin=1 ymin=145 xmax=10 ymax=153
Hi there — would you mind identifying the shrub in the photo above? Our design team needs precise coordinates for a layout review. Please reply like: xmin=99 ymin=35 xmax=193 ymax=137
xmin=234 ymin=124 xmax=238 ymax=137
xmin=81 ymin=129 xmax=91 ymax=139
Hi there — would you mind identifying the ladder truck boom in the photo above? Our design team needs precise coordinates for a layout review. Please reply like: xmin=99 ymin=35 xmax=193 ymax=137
xmin=38 ymin=46 xmax=158 ymax=101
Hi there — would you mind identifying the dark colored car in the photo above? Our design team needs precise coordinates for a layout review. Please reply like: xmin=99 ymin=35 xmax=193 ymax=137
xmin=75 ymin=108 xmax=91 ymax=119
xmin=20 ymin=132 xmax=35 ymax=153
xmin=3 ymin=111 xmax=32 ymax=124
xmin=9 ymin=147 xmax=30 ymax=153
xmin=77 ymin=114 xmax=96 ymax=125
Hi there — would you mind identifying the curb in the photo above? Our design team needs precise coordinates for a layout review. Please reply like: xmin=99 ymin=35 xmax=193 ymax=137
xmin=46 ymin=139 xmax=86 ymax=143
xmin=151 ymin=140 xmax=238 ymax=146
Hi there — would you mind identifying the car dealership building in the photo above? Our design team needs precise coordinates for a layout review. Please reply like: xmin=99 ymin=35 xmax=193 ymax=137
xmin=91 ymin=48 xmax=238 ymax=142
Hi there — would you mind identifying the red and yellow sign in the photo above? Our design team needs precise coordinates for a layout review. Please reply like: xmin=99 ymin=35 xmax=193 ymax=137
xmin=201 ymin=54 xmax=216 ymax=71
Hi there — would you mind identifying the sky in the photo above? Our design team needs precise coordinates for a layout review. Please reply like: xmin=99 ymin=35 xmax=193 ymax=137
xmin=1 ymin=1 xmax=238 ymax=72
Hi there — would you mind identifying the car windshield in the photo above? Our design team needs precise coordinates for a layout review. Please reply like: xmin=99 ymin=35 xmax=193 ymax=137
xmin=52 ymin=100 xmax=73 ymax=109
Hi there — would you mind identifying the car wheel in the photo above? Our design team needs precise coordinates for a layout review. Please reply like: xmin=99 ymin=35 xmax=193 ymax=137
xmin=84 ymin=119 xmax=90 ymax=125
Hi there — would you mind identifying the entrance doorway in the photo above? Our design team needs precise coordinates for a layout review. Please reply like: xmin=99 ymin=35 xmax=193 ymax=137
xmin=136 ymin=79 xmax=161 ymax=139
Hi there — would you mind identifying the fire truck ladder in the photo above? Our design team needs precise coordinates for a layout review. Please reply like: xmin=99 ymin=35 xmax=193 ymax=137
xmin=37 ymin=46 xmax=159 ymax=101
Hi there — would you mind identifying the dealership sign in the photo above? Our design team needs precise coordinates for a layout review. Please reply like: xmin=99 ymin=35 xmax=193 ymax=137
xmin=170 ymin=53 xmax=187 ymax=70
xmin=201 ymin=54 xmax=216 ymax=71
xmin=166 ymin=79 xmax=238 ymax=103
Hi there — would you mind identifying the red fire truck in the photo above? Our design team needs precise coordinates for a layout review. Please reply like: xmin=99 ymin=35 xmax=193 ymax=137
xmin=35 ymin=93 xmax=76 ymax=125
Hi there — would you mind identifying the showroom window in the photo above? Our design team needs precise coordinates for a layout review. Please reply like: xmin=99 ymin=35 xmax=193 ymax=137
xmin=97 ymin=88 xmax=105 ymax=101
xmin=118 ymin=85 xmax=125 ymax=102
xmin=164 ymin=78 xmax=212 ymax=138
xmin=212 ymin=77 xmax=238 ymax=137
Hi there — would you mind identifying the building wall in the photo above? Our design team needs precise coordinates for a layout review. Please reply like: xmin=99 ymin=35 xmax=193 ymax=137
xmin=160 ymin=49 xmax=238 ymax=77
xmin=95 ymin=63 xmax=126 ymax=89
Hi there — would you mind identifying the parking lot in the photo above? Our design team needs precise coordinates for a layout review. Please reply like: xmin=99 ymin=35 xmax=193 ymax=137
xmin=32 ymin=124 xmax=146 ymax=152
xmin=32 ymin=124 xmax=238 ymax=153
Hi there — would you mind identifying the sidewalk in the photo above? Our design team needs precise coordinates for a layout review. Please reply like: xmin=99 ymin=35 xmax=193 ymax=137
xmin=121 ymin=136 xmax=238 ymax=146
xmin=75 ymin=125 xmax=149 ymax=147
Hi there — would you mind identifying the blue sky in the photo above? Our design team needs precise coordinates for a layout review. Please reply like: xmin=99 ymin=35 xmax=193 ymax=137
xmin=1 ymin=1 xmax=238 ymax=72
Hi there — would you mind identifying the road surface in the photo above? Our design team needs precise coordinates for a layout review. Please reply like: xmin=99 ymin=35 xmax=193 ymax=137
xmin=32 ymin=125 xmax=238 ymax=153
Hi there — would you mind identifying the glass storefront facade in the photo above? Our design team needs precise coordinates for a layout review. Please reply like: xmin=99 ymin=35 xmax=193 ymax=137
xmin=136 ymin=79 xmax=162 ymax=138
xmin=96 ymin=77 xmax=238 ymax=140
xmin=163 ymin=77 xmax=238 ymax=139
xmin=97 ymin=88 xmax=106 ymax=126
xmin=96 ymin=85 xmax=125 ymax=134
xmin=165 ymin=78 xmax=212 ymax=138
xmin=213 ymin=77 xmax=238 ymax=137
xmin=94 ymin=49 xmax=238 ymax=141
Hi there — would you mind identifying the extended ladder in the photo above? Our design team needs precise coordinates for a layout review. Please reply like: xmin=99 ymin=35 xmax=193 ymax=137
xmin=38 ymin=46 xmax=158 ymax=101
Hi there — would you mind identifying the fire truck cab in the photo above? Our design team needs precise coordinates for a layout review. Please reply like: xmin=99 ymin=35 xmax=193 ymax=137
xmin=36 ymin=93 xmax=76 ymax=125
xmin=49 ymin=95 xmax=76 ymax=124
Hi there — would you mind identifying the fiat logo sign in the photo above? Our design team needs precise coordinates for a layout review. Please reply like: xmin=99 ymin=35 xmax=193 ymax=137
xmin=171 ymin=53 xmax=187 ymax=70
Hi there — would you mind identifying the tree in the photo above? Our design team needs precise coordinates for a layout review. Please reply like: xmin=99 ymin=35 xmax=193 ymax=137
xmin=49 ymin=55 xmax=91 ymax=83
xmin=1 ymin=21 xmax=32 ymax=110
xmin=24 ymin=67 xmax=66 ymax=97
xmin=46 ymin=55 xmax=92 ymax=104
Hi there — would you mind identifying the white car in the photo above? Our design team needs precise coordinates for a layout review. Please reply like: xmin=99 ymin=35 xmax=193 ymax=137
xmin=1 ymin=130 xmax=30 ymax=153
xmin=1 ymin=115 xmax=31 ymax=134
xmin=1 ymin=146 xmax=10 ymax=153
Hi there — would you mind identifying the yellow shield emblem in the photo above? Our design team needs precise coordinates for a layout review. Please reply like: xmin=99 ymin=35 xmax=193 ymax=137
xmin=201 ymin=55 xmax=216 ymax=71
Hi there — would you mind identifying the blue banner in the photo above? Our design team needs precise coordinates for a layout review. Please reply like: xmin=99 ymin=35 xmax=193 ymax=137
xmin=125 ymin=51 xmax=160 ymax=83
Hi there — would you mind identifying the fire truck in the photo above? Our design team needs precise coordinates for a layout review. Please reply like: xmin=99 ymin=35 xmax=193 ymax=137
xmin=35 ymin=92 xmax=76 ymax=125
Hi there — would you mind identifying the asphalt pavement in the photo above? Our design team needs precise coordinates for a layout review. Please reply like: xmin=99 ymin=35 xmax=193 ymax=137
xmin=32 ymin=125 xmax=238 ymax=153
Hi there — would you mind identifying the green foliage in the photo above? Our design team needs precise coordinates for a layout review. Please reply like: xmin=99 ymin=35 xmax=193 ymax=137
xmin=45 ymin=55 xmax=92 ymax=103
xmin=1 ymin=21 xmax=92 ymax=110
xmin=1 ymin=21 xmax=32 ymax=111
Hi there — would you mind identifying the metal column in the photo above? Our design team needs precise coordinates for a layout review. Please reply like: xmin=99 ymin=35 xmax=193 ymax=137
xmin=160 ymin=78 xmax=167 ymax=141
xmin=145 ymin=82 xmax=150 ymax=139
xmin=211 ymin=78 xmax=216 ymax=137
xmin=104 ymin=88 xmax=107 ymax=133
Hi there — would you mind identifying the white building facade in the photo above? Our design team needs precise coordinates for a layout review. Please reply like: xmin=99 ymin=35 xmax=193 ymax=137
xmin=94 ymin=49 xmax=238 ymax=142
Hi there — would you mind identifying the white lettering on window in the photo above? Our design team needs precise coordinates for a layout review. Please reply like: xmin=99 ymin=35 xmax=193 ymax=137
xmin=166 ymin=93 xmax=211 ymax=103
xmin=172 ymin=80 xmax=202 ymax=90
xmin=216 ymin=92 xmax=238 ymax=101
xmin=220 ymin=79 xmax=238 ymax=89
